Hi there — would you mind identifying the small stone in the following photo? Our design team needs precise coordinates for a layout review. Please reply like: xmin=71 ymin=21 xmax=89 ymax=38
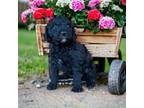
xmin=58 ymin=82 xmax=62 ymax=85
xmin=31 ymin=80 xmax=37 ymax=84
xmin=36 ymin=84 xmax=41 ymax=88
xmin=102 ymin=91 xmax=106 ymax=94
xmin=40 ymin=80 xmax=45 ymax=83
xmin=18 ymin=80 xmax=24 ymax=85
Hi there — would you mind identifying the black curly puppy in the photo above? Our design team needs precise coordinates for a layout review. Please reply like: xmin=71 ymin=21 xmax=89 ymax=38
xmin=44 ymin=16 xmax=96 ymax=92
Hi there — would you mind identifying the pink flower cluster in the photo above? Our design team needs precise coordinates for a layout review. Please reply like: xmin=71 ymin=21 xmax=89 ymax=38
xmin=29 ymin=0 xmax=45 ymax=10
xmin=88 ymin=0 xmax=100 ymax=8
xmin=21 ymin=9 xmax=33 ymax=23
xmin=69 ymin=0 xmax=85 ymax=12
xmin=99 ymin=16 xmax=115 ymax=29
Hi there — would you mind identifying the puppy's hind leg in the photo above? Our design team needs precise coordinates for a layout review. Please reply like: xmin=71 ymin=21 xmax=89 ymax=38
xmin=85 ymin=64 xmax=96 ymax=89
xmin=71 ymin=68 xmax=83 ymax=92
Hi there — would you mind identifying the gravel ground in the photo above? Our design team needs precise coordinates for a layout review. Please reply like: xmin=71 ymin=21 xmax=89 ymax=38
xmin=18 ymin=78 xmax=126 ymax=108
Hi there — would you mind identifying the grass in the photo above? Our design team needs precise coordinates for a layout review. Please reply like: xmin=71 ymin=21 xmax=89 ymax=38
xmin=120 ymin=37 xmax=126 ymax=60
xmin=18 ymin=29 xmax=48 ymax=78
xmin=18 ymin=29 xmax=126 ymax=78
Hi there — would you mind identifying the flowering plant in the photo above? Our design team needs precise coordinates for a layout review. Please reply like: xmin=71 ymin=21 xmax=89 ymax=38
xmin=99 ymin=16 xmax=115 ymax=29
xmin=21 ymin=0 xmax=126 ymax=33
xmin=69 ymin=0 xmax=85 ymax=12
xmin=88 ymin=9 xmax=103 ymax=21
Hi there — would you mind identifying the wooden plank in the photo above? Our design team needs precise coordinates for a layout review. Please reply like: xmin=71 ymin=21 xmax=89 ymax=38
xmin=42 ymin=43 xmax=118 ymax=58
xmin=76 ymin=28 xmax=118 ymax=37
xmin=114 ymin=28 xmax=123 ymax=57
xmin=37 ymin=24 xmax=119 ymax=37
xmin=84 ymin=44 xmax=118 ymax=58
xmin=77 ymin=36 xmax=116 ymax=44
xmin=35 ymin=25 xmax=44 ymax=55
xmin=43 ymin=48 xmax=49 ymax=54
xmin=43 ymin=42 xmax=49 ymax=48
xmin=36 ymin=24 xmax=47 ymax=27
xmin=40 ymin=25 xmax=46 ymax=35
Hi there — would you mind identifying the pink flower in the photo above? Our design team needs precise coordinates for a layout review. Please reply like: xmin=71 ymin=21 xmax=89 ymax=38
xmin=69 ymin=0 xmax=85 ymax=12
xmin=21 ymin=14 xmax=27 ymax=23
xmin=29 ymin=0 xmax=45 ymax=10
xmin=21 ymin=9 xmax=33 ymax=23
xmin=36 ymin=0 xmax=45 ymax=6
xmin=99 ymin=16 xmax=115 ymax=29
xmin=88 ymin=0 xmax=100 ymax=8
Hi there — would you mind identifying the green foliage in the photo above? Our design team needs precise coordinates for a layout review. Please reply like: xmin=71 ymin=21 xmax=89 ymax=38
xmin=73 ymin=10 xmax=87 ymax=25
xmin=93 ymin=27 xmax=100 ymax=33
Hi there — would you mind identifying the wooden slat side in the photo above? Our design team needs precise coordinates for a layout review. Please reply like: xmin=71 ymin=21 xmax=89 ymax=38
xmin=76 ymin=33 xmax=116 ymax=37
xmin=36 ymin=24 xmax=122 ymax=58
xmin=84 ymin=44 xmax=116 ymax=58
xmin=37 ymin=24 xmax=119 ymax=37
xmin=76 ymin=28 xmax=119 ymax=37
xmin=42 ymin=44 xmax=117 ymax=58
xmin=77 ymin=36 xmax=116 ymax=44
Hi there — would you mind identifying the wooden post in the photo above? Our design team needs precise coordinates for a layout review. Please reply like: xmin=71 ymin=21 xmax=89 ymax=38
xmin=36 ymin=24 xmax=44 ymax=55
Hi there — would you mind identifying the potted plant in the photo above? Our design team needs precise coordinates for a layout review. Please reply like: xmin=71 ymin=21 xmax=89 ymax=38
xmin=21 ymin=0 xmax=126 ymax=56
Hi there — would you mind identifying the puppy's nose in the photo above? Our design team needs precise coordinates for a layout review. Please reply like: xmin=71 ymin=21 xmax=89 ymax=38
xmin=61 ymin=38 xmax=67 ymax=43
xmin=60 ymin=31 xmax=67 ymax=36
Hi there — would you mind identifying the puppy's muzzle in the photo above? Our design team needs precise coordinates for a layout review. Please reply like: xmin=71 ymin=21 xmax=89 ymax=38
xmin=60 ymin=31 xmax=68 ymax=44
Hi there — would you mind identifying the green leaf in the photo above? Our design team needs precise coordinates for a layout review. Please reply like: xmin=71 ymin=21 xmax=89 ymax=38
xmin=93 ymin=27 xmax=100 ymax=34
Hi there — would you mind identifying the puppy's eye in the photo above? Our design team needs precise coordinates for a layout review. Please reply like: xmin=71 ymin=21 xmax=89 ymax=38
xmin=54 ymin=23 xmax=58 ymax=26
xmin=66 ymin=25 xmax=70 ymax=27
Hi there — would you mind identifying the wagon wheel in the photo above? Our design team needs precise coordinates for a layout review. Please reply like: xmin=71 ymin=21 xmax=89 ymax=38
xmin=108 ymin=59 xmax=126 ymax=95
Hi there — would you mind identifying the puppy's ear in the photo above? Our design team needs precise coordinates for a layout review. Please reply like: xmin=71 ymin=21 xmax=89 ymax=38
xmin=71 ymin=23 xmax=77 ymax=41
xmin=44 ymin=26 xmax=52 ymax=42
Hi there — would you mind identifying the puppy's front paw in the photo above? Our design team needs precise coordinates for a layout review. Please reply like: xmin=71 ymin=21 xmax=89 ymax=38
xmin=71 ymin=87 xmax=83 ymax=93
xmin=86 ymin=81 xmax=95 ymax=89
xmin=87 ymin=84 xmax=95 ymax=89
xmin=47 ymin=83 xmax=57 ymax=90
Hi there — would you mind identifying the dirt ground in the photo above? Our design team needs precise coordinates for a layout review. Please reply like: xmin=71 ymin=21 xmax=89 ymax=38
xmin=18 ymin=77 xmax=126 ymax=108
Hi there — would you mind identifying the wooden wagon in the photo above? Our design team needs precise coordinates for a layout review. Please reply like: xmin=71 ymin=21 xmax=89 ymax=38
xmin=35 ymin=23 xmax=126 ymax=95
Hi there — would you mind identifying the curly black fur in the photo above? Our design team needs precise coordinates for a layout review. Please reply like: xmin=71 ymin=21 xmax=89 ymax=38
xmin=45 ymin=16 xmax=96 ymax=92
